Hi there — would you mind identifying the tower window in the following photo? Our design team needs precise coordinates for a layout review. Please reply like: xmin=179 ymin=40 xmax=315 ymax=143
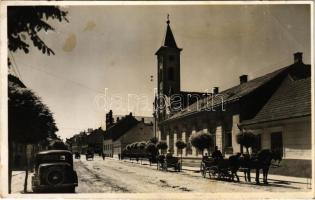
xmin=169 ymin=55 xmax=175 ymax=62
xmin=168 ymin=67 xmax=175 ymax=81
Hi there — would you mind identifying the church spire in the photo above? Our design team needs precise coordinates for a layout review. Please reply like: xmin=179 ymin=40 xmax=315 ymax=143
xmin=164 ymin=14 xmax=178 ymax=48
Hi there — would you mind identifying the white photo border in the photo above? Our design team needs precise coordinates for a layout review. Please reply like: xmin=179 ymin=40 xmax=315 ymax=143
xmin=0 ymin=1 xmax=314 ymax=199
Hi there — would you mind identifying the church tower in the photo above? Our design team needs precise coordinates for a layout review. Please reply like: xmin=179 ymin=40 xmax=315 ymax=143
xmin=155 ymin=16 xmax=182 ymax=98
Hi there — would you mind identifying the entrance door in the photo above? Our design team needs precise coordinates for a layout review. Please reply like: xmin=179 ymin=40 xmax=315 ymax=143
xmin=270 ymin=132 xmax=283 ymax=157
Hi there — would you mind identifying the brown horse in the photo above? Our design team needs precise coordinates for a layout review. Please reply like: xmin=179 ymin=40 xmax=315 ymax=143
xmin=245 ymin=149 xmax=282 ymax=184
xmin=215 ymin=153 xmax=241 ymax=182
xmin=239 ymin=154 xmax=252 ymax=182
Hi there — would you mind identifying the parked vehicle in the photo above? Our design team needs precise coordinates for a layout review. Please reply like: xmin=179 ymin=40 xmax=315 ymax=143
xmin=74 ymin=152 xmax=80 ymax=159
xmin=85 ymin=151 xmax=94 ymax=161
xmin=31 ymin=150 xmax=78 ymax=193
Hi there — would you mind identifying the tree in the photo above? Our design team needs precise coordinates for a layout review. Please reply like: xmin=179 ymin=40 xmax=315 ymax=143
xmin=130 ymin=142 xmax=137 ymax=152
xmin=128 ymin=142 xmax=138 ymax=162
xmin=156 ymin=141 xmax=168 ymax=155
xmin=175 ymin=140 xmax=186 ymax=169
xmin=190 ymin=132 xmax=213 ymax=155
xmin=145 ymin=142 xmax=158 ymax=166
xmin=8 ymin=75 xmax=58 ymax=193
xmin=236 ymin=132 xmax=257 ymax=154
xmin=137 ymin=141 xmax=146 ymax=164
xmin=7 ymin=7 xmax=67 ymax=193
xmin=8 ymin=6 xmax=68 ymax=56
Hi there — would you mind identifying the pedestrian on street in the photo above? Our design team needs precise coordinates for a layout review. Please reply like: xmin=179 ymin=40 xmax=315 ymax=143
xmin=102 ymin=152 xmax=105 ymax=160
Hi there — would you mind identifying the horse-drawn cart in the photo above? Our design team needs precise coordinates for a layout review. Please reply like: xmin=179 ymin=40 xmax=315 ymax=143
xmin=200 ymin=158 xmax=230 ymax=179
xmin=200 ymin=156 xmax=240 ymax=181
xmin=200 ymin=150 xmax=282 ymax=183
xmin=157 ymin=155 xmax=181 ymax=172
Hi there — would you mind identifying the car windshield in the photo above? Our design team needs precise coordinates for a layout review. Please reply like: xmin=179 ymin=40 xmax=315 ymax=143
xmin=39 ymin=154 xmax=67 ymax=162
xmin=35 ymin=153 xmax=73 ymax=166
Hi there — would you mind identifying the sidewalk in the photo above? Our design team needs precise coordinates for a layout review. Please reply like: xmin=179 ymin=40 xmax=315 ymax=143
xmin=11 ymin=171 xmax=33 ymax=193
xmin=109 ymin=157 xmax=312 ymax=188
xmin=182 ymin=165 xmax=311 ymax=186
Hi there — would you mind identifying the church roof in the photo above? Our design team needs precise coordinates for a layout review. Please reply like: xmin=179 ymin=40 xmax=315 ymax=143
xmin=155 ymin=18 xmax=182 ymax=55
xmin=164 ymin=22 xmax=178 ymax=48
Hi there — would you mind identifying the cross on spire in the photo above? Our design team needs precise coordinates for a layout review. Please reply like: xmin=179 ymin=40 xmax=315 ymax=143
xmin=163 ymin=14 xmax=178 ymax=48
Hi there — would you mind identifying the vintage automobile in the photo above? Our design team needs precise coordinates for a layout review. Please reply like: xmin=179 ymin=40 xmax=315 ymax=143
xmin=85 ymin=151 xmax=94 ymax=161
xmin=31 ymin=150 xmax=78 ymax=193
xmin=74 ymin=152 xmax=80 ymax=159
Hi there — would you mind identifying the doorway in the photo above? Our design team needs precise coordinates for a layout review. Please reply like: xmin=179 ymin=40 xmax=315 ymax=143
xmin=270 ymin=132 xmax=283 ymax=157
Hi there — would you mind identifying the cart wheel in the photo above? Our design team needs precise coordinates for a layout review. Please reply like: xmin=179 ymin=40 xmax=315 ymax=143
xmin=209 ymin=166 xmax=219 ymax=179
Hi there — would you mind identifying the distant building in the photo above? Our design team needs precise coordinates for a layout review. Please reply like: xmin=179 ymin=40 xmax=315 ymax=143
xmin=103 ymin=112 xmax=153 ymax=158
xmin=103 ymin=134 xmax=113 ymax=157
xmin=155 ymin=18 xmax=311 ymax=177
xmin=113 ymin=115 xmax=154 ymax=124
xmin=68 ymin=131 xmax=88 ymax=154
xmin=86 ymin=127 xmax=105 ymax=154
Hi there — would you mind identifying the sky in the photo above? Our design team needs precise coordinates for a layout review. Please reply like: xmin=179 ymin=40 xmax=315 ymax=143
xmin=11 ymin=4 xmax=311 ymax=140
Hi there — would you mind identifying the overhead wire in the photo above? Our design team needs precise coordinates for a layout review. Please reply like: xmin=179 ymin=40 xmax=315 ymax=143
xmin=22 ymin=64 xmax=105 ymax=94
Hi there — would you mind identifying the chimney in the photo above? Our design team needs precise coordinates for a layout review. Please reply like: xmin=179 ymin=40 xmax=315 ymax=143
xmin=213 ymin=87 xmax=219 ymax=95
xmin=294 ymin=52 xmax=303 ymax=64
xmin=240 ymin=75 xmax=248 ymax=84
xmin=129 ymin=112 xmax=132 ymax=116
xmin=141 ymin=118 xmax=144 ymax=123
xmin=116 ymin=117 xmax=120 ymax=122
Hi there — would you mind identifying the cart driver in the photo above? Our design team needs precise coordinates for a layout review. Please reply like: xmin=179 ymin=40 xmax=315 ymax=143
xmin=212 ymin=146 xmax=223 ymax=161
xmin=202 ymin=153 xmax=211 ymax=163
xmin=166 ymin=150 xmax=173 ymax=159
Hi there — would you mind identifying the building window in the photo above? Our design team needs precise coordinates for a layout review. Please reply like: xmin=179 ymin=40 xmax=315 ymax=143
xmin=168 ymin=67 xmax=174 ymax=81
xmin=270 ymin=132 xmax=283 ymax=157
xmin=252 ymin=134 xmax=261 ymax=153
xmin=225 ymin=131 xmax=232 ymax=147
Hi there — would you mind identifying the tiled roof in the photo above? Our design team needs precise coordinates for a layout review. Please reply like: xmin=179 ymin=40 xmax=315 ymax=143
xmin=164 ymin=66 xmax=289 ymax=122
xmin=241 ymin=76 xmax=311 ymax=126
